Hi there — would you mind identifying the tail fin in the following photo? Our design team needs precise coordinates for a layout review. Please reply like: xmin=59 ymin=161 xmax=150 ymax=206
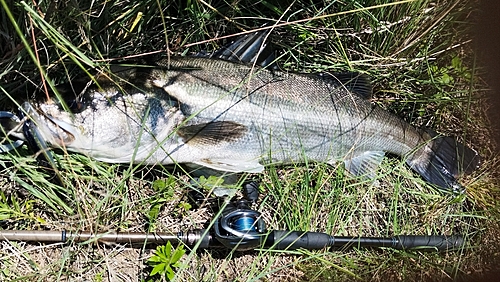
xmin=408 ymin=137 xmax=480 ymax=193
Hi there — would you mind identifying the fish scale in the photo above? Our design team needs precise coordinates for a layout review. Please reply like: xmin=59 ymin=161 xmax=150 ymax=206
xmin=154 ymin=57 xmax=419 ymax=164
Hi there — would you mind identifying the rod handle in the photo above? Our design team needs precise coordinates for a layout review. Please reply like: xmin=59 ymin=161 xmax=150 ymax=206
xmin=394 ymin=235 xmax=464 ymax=251
xmin=265 ymin=231 xmax=334 ymax=250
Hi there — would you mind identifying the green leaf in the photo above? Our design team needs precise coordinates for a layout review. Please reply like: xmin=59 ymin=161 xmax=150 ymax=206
xmin=148 ymin=201 xmax=162 ymax=221
xmin=451 ymin=56 xmax=462 ymax=70
xmin=152 ymin=176 xmax=176 ymax=199
xmin=260 ymin=0 xmax=283 ymax=14
xmin=147 ymin=242 xmax=185 ymax=279
xmin=155 ymin=249 xmax=168 ymax=261
xmin=177 ymin=201 xmax=192 ymax=212
xmin=153 ymin=179 xmax=167 ymax=190
xmin=171 ymin=245 xmax=185 ymax=262
xmin=150 ymin=263 xmax=166 ymax=276
xmin=439 ymin=73 xmax=453 ymax=84
xmin=166 ymin=266 xmax=175 ymax=280
xmin=199 ymin=175 xmax=224 ymax=188
xmin=147 ymin=255 xmax=162 ymax=263
xmin=165 ymin=241 xmax=173 ymax=256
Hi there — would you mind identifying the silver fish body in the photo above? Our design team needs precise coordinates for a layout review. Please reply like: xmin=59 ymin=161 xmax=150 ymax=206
xmin=150 ymin=58 xmax=425 ymax=168
xmin=10 ymin=57 xmax=479 ymax=191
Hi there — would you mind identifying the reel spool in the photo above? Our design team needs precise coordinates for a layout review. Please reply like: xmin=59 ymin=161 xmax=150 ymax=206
xmin=213 ymin=199 xmax=266 ymax=251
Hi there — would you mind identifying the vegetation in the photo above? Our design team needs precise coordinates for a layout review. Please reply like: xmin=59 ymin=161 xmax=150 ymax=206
xmin=147 ymin=242 xmax=186 ymax=281
xmin=0 ymin=0 xmax=497 ymax=281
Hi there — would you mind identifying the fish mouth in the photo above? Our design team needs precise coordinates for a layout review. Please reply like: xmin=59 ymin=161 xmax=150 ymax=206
xmin=21 ymin=102 xmax=77 ymax=147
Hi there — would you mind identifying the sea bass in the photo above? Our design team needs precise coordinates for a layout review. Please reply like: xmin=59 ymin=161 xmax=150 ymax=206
xmin=1 ymin=55 xmax=479 ymax=192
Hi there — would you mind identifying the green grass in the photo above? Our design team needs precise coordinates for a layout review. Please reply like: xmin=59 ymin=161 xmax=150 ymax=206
xmin=0 ymin=0 xmax=497 ymax=281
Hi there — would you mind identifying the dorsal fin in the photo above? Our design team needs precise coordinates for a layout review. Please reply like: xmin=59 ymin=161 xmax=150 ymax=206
xmin=213 ymin=30 xmax=277 ymax=68
xmin=319 ymin=72 xmax=373 ymax=99
xmin=195 ymin=29 xmax=277 ymax=68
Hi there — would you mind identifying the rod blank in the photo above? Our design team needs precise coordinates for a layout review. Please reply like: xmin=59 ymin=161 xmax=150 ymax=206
xmin=0 ymin=230 xmax=179 ymax=244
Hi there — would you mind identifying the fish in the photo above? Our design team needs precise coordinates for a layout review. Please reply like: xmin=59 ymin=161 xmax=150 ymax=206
xmin=0 ymin=31 xmax=479 ymax=193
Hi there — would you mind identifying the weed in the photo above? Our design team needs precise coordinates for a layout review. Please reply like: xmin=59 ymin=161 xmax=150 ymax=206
xmin=147 ymin=241 xmax=186 ymax=281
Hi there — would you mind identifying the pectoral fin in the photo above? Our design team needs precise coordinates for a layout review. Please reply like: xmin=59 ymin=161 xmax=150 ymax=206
xmin=194 ymin=158 xmax=264 ymax=173
xmin=177 ymin=121 xmax=247 ymax=145
xmin=343 ymin=151 xmax=385 ymax=179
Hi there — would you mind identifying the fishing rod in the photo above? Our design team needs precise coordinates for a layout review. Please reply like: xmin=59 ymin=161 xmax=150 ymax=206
xmin=0 ymin=183 xmax=464 ymax=252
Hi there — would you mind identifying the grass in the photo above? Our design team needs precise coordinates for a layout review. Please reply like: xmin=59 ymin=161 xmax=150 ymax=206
xmin=0 ymin=0 xmax=498 ymax=281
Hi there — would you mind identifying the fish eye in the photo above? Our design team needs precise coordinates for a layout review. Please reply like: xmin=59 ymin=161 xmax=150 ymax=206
xmin=63 ymin=100 xmax=86 ymax=113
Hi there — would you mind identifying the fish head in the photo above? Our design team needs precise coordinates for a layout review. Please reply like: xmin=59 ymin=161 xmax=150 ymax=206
xmin=21 ymin=100 xmax=79 ymax=148
xmin=19 ymin=78 xmax=183 ymax=161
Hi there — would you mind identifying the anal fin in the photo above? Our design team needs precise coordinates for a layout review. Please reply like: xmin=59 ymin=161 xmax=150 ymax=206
xmin=343 ymin=151 xmax=385 ymax=179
